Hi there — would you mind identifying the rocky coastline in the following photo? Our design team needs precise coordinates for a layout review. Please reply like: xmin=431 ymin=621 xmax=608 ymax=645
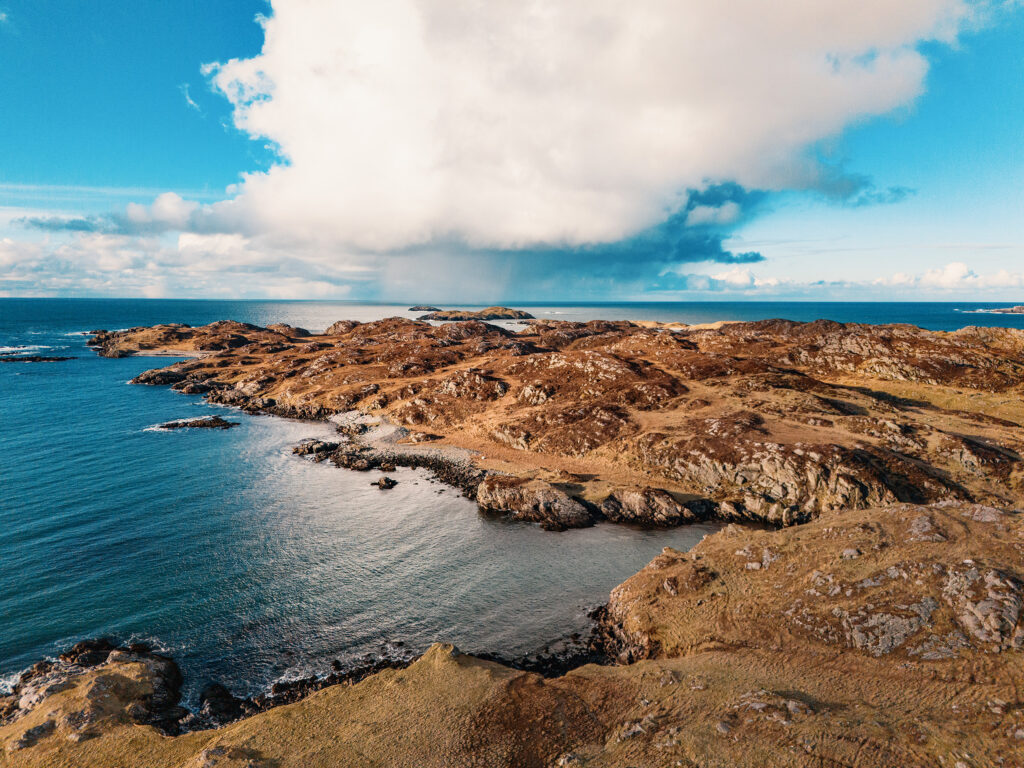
xmin=3 ymin=500 xmax=1022 ymax=766
xmin=1 ymin=616 xmax=615 ymax=735
xmin=85 ymin=312 xmax=1024 ymax=532
xmin=3 ymin=311 xmax=1021 ymax=765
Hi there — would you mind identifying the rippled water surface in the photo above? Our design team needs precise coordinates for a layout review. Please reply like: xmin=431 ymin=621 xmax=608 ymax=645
xmin=3 ymin=298 xmax=1023 ymax=699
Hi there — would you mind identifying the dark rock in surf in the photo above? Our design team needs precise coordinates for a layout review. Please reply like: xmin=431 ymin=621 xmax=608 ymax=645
xmin=156 ymin=416 xmax=238 ymax=430
xmin=0 ymin=355 xmax=75 ymax=363
xmin=196 ymin=683 xmax=246 ymax=725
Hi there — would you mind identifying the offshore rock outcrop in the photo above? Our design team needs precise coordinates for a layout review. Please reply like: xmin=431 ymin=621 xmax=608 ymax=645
xmin=417 ymin=306 xmax=535 ymax=321
xmin=86 ymin=316 xmax=1024 ymax=529
xmin=155 ymin=416 xmax=238 ymax=430
xmin=0 ymin=355 xmax=76 ymax=363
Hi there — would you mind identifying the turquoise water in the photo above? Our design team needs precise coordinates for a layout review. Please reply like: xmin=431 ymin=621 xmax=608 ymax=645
xmin=2 ymin=299 xmax=1023 ymax=700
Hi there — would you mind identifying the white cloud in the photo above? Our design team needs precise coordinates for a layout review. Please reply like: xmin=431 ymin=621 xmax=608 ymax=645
xmin=8 ymin=1 xmax=1020 ymax=300
xmin=202 ymin=0 xmax=981 ymax=253
xmin=0 ymin=231 xmax=366 ymax=298
xmin=879 ymin=260 xmax=1024 ymax=290
xmin=660 ymin=260 xmax=1024 ymax=297
xmin=125 ymin=192 xmax=200 ymax=230
xmin=179 ymin=83 xmax=201 ymax=112
xmin=711 ymin=266 xmax=757 ymax=288
xmin=921 ymin=261 xmax=976 ymax=287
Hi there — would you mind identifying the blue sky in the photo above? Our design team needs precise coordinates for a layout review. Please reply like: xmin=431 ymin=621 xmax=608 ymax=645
xmin=0 ymin=1 xmax=269 ymax=199
xmin=727 ymin=10 xmax=1024 ymax=295
xmin=2 ymin=0 xmax=1023 ymax=300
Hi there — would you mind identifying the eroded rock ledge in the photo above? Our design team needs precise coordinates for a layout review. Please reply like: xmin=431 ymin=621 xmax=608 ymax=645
xmin=4 ymin=502 xmax=1022 ymax=767
xmin=87 ymin=316 xmax=1024 ymax=529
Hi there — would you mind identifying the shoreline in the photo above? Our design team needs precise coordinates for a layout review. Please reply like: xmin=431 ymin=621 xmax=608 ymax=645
xmin=1 ymin=617 xmax=618 ymax=736
xmin=4 ymin=312 xmax=1023 ymax=765
xmin=87 ymin=314 xmax=1024 ymax=531
xmin=4 ymin=499 xmax=1022 ymax=766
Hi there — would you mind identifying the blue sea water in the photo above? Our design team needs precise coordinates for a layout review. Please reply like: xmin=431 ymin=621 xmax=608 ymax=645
xmin=2 ymin=298 xmax=1023 ymax=701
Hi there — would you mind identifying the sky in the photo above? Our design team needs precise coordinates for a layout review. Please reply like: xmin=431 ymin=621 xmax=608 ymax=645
xmin=1 ymin=0 xmax=1023 ymax=301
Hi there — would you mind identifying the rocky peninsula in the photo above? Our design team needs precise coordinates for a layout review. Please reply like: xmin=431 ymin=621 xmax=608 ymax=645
xmin=86 ymin=313 xmax=1024 ymax=529
xmin=4 ymin=312 xmax=1023 ymax=766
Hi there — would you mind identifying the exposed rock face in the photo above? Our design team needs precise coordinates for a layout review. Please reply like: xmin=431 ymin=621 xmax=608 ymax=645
xmin=88 ymin=317 xmax=1024 ymax=528
xmin=476 ymin=475 xmax=594 ymax=530
xmin=265 ymin=323 xmax=310 ymax=337
xmin=1 ymin=639 xmax=186 ymax=738
xmin=417 ymin=306 xmax=535 ymax=321
xmin=600 ymin=487 xmax=711 ymax=525
xmin=602 ymin=502 xmax=1024 ymax=662
xmin=324 ymin=320 xmax=359 ymax=335
xmin=408 ymin=305 xmax=441 ymax=312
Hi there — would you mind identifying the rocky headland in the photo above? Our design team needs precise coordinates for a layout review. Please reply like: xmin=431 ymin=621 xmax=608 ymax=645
xmin=4 ymin=314 xmax=1021 ymax=766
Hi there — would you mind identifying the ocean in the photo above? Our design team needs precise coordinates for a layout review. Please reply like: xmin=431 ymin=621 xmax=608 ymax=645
xmin=2 ymin=298 xmax=1023 ymax=702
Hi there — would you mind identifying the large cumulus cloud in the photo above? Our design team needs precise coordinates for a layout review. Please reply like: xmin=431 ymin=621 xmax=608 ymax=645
xmin=202 ymin=0 xmax=974 ymax=250
xmin=12 ymin=0 xmax=1012 ymax=297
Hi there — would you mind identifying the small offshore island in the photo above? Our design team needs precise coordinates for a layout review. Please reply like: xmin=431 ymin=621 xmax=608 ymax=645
xmin=4 ymin=310 xmax=1024 ymax=767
